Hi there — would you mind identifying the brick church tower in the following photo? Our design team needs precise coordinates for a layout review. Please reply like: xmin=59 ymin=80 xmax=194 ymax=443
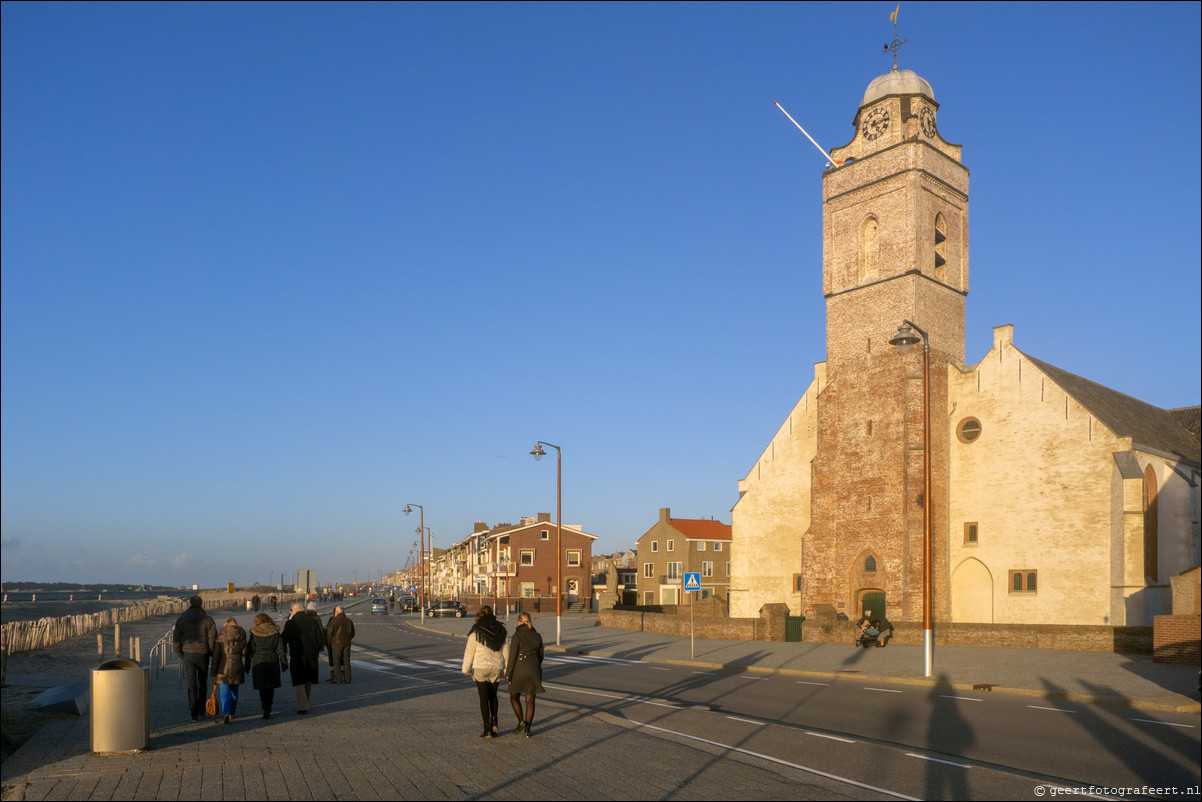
xmin=804 ymin=67 xmax=969 ymax=623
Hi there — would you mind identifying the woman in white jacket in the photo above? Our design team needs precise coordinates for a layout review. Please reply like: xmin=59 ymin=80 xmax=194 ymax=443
xmin=462 ymin=605 xmax=508 ymax=738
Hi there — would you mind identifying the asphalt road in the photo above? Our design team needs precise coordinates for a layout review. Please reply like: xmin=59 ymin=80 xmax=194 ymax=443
xmin=345 ymin=604 xmax=1200 ymax=801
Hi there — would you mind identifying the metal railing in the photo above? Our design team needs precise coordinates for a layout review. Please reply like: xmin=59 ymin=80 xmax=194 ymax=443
xmin=147 ymin=630 xmax=181 ymax=688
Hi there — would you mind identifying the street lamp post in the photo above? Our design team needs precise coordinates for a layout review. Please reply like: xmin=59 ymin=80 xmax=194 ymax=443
xmin=420 ymin=527 xmax=432 ymax=601
xmin=403 ymin=504 xmax=425 ymax=612
xmin=530 ymin=441 xmax=562 ymax=646
xmin=889 ymin=320 xmax=933 ymax=678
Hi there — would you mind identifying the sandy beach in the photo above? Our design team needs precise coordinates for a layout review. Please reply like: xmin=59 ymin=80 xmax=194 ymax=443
xmin=1 ymin=613 xmax=177 ymax=764
xmin=0 ymin=599 xmax=178 ymax=626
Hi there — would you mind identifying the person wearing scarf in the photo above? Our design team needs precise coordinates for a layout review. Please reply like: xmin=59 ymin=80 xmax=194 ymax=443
xmin=462 ymin=605 xmax=508 ymax=738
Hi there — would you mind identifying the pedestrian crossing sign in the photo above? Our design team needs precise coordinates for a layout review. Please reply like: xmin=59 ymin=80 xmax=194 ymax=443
xmin=683 ymin=572 xmax=702 ymax=592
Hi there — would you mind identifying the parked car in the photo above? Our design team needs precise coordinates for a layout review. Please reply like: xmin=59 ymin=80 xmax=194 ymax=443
xmin=370 ymin=598 xmax=388 ymax=615
xmin=426 ymin=600 xmax=466 ymax=618
xmin=399 ymin=596 xmax=417 ymax=613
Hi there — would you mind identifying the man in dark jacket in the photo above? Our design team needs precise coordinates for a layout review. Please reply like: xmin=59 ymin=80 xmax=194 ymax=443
xmin=173 ymin=596 xmax=217 ymax=721
xmin=282 ymin=601 xmax=326 ymax=714
xmin=325 ymin=606 xmax=356 ymax=684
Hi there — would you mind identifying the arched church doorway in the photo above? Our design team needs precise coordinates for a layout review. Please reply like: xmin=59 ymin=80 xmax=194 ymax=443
xmin=858 ymin=589 xmax=886 ymax=620
xmin=950 ymin=558 xmax=993 ymax=623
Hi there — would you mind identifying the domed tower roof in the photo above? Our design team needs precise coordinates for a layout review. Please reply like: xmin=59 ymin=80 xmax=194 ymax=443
xmin=860 ymin=68 xmax=935 ymax=108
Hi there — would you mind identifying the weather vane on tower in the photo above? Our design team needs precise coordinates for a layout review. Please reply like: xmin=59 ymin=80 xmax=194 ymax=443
xmin=883 ymin=3 xmax=908 ymax=71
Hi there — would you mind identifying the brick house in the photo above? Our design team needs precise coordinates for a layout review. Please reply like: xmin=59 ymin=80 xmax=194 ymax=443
xmin=635 ymin=508 xmax=732 ymax=605
xmin=473 ymin=513 xmax=597 ymax=606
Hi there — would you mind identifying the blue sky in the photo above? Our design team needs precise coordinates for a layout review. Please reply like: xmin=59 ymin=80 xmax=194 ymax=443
xmin=3 ymin=2 xmax=1199 ymax=588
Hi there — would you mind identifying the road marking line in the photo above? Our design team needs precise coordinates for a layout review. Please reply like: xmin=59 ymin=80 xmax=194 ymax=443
xmin=1131 ymin=718 xmax=1194 ymax=728
xmin=906 ymin=753 xmax=971 ymax=768
xmin=863 ymin=687 xmax=902 ymax=693
xmin=938 ymin=695 xmax=982 ymax=701
xmin=545 ymin=684 xmax=682 ymax=709
xmin=739 ymin=675 xmax=766 ymax=680
xmin=796 ymin=681 xmax=830 ymax=686
xmin=726 ymin=716 xmax=764 ymax=725
xmin=628 ymin=721 xmax=918 ymax=801
xmin=1027 ymin=705 xmax=1075 ymax=713
xmin=806 ymin=731 xmax=855 ymax=743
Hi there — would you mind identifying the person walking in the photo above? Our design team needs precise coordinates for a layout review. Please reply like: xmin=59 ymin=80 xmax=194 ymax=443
xmin=281 ymin=601 xmax=326 ymax=714
xmin=326 ymin=606 xmax=356 ymax=684
xmin=462 ymin=605 xmax=508 ymax=738
xmin=505 ymin=611 xmax=544 ymax=738
xmin=172 ymin=596 xmax=217 ymax=722
xmin=244 ymin=612 xmax=287 ymax=719
xmin=211 ymin=617 xmax=247 ymax=724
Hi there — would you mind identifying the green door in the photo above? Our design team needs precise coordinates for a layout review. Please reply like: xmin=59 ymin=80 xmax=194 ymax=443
xmin=859 ymin=590 xmax=886 ymax=620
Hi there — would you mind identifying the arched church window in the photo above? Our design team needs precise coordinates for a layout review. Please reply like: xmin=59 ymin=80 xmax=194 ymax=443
xmin=1143 ymin=464 xmax=1159 ymax=582
xmin=864 ymin=556 xmax=876 ymax=573
xmin=934 ymin=213 xmax=948 ymax=282
xmin=859 ymin=216 xmax=879 ymax=284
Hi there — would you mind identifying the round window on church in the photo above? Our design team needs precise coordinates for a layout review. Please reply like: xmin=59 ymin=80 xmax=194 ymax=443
xmin=957 ymin=417 xmax=982 ymax=443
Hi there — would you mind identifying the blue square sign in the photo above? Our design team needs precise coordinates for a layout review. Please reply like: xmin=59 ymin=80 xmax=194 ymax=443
xmin=683 ymin=572 xmax=702 ymax=592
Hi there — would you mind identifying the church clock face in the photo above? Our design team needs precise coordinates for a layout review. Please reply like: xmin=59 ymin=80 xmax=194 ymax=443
xmin=862 ymin=108 xmax=890 ymax=140
xmin=920 ymin=107 xmax=937 ymax=138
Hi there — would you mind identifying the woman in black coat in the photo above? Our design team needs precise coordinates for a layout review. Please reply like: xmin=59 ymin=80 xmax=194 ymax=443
xmin=505 ymin=612 xmax=545 ymax=737
xmin=243 ymin=613 xmax=287 ymax=719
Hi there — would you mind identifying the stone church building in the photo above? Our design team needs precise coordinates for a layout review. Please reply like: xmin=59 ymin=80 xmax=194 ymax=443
xmin=729 ymin=67 xmax=1200 ymax=629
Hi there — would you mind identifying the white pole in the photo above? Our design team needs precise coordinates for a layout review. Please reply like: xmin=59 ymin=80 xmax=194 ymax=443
xmin=773 ymin=101 xmax=836 ymax=168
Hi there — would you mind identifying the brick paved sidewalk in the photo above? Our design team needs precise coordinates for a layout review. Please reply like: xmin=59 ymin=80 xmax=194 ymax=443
xmin=1 ymin=643 xmax=885 ymax=802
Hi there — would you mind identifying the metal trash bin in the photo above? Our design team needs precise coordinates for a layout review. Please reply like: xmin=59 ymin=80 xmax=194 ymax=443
xmin=91 ymin=658 xmax=150 ymax=753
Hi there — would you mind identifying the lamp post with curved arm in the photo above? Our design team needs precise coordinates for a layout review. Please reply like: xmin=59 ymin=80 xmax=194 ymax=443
xmin=530 ymin=441 xmax=562 ymax=646
xmin=889 ymin=320 xmax=933 ymax=678
xmin=403 ymin=504 xmax=425 ymax=612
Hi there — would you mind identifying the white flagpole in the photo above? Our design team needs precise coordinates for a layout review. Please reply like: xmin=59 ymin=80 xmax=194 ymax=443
xmin=774 ymin=101 xmax=836 ymax=168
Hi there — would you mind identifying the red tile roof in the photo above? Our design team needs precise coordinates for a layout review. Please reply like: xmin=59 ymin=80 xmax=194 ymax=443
xmin=669 ymin=519 xmax=731 ymax=540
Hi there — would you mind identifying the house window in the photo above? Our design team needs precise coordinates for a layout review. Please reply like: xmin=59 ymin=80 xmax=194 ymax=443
xmin=667 ymin=562 xmax=682 ymax=580
xmin=643 ymin=562 xmax=653 ymax=578
xmin=566 ymin=550 xmax=581 ymax=567
xmin=713 ymin=542 xmax=722 ymax=551
xmin=697 ymin=542 xmax=706 ymax=551
xmin=702 ymin=561 xmax=713 ymax=577
xmin=520 ymin=550 xmax=534 ymax=566
xmin=1009 ymin=570 xmax=1037 ymax=593
xmin=651 ymin=541 xmax=658 ymax=553
xmin=793 ymin=574 xmax=804 ymax=592
xmin=864 ymin=556 xmax=876 ymax=573
xmin=540 ymin=529 xmax=549 ymax=540
xmin=662 ymin=587 xmax=678 ymax=605
xmin=726 ymin=561 xmax=731 ymax=577
xmin=667 ymin=540 xmax=674 ymax=552
xmin=957 ymin=417 xmax=982 ymax=443
xmin=964 ymin=522 xmax=978 ymax=545
xmin=644 ymin=591 xmax=654 ymax=605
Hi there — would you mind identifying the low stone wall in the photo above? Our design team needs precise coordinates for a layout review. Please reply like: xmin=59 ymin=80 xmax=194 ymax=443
xmin=801 ymin=619 xmax=1153 ymax=653
xmin=599 ymin=607 xmax=1155 ymax=653
xmin=598 ymin=606 xmax=785 ymax=641
xmin=1152 ymin=614 xmax=1201 ymax=665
